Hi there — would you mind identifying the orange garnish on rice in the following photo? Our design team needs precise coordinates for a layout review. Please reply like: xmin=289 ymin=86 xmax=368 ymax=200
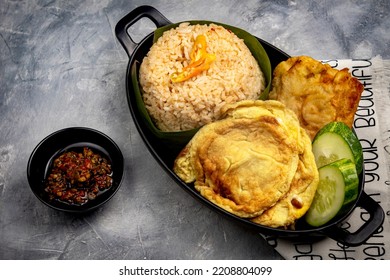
xmin=170 ymin=34 xmax=216 ymax=83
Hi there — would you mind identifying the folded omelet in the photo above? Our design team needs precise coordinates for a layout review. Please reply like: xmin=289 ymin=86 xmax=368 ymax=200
xmin=251 ymin=127 xmax=319 ymax=228
xmin=269 ymin=56 xmax=364 ymax=140
xmin=173 ymin=100 xmax=319 ymax=226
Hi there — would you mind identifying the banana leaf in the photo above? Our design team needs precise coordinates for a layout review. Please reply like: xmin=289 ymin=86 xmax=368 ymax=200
xmin=131 ymin=21 xmax=272 ymax=144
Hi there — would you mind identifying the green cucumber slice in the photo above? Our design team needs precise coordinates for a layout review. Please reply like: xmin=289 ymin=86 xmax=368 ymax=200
xmin=305 ymin=158 xmax=359 ymax=227
xmin=312 ymin=122 xmax=363 ymax=174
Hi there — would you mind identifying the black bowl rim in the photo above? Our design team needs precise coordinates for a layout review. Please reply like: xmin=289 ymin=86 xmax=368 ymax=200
xmin=27 ymin=126 xmax=124 ymax=213
xmin=125 ymin=33 xmax=384 ymax=245
xmin=116 ymin=5 xmax=384 ymax=246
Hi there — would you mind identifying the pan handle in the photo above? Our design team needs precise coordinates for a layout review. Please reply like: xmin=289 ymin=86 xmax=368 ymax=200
xmin=115 ymin=5 xmax=171 ymax=57
xmin=322 ymin=191 xmax=385 ymax=247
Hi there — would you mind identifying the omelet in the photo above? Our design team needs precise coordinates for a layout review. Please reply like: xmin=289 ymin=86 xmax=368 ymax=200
xmin=173 ymin=100 xmax=319 ymax=225
xmin=269 ymin=56 xmax=364 ymax=140
xmin=251 ymin=127 xmax=319 ymax=228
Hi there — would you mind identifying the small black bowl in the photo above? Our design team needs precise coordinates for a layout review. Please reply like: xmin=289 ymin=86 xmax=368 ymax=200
xmin=27 ymin=127 xmax=124 ymax=213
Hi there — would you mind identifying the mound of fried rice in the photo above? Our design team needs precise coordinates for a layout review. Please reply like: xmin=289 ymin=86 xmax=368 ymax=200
xmin=139 ymin=22 xmax=265 ymax=132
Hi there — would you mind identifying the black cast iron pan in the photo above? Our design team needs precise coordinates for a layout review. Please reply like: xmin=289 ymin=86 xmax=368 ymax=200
xmin=115 ymin=5 xmax=385 ymax=246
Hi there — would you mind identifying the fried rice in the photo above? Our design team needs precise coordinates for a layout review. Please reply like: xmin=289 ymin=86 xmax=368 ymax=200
xmin=139 ymin=22 xmax=265 ymax=132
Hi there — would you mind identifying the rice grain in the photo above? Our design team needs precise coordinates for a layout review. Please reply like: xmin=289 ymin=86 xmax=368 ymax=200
xmin=139 ymin=22 xmax=265 ymax=132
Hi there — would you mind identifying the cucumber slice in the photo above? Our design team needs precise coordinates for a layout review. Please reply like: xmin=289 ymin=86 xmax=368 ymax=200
xmin=312 ymin=122 xmax=363 ymax=174
xmin=305 ymin=158 xmax=359 ymax=227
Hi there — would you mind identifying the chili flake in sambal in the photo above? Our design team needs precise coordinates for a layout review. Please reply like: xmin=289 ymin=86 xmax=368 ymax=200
xmin=44 ymin=147 xmax=113 ymax=205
